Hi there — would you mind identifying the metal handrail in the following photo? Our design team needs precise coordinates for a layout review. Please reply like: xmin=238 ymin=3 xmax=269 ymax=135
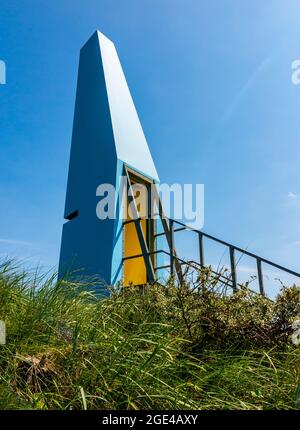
xmin=122 ymin=217 xmax=300 ymax=296
xmin=172 ymin=219 xmax=300 ymax=278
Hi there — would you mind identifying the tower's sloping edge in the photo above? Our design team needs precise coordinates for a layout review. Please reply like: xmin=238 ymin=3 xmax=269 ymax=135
xmin=97 ymin=31 xmax=159 ymax=181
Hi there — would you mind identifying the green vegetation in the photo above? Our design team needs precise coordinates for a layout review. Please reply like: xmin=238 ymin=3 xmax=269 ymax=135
xmin=1 ymin=260 xmax=300 ymax=410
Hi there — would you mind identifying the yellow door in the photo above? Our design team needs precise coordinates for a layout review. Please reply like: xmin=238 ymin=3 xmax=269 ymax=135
xmin=123 ymin=174 xmax=152 ymax=285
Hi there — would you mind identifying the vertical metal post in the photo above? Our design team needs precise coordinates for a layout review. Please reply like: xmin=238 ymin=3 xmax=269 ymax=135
xmin=151 ymin=185 xmax=183 ymax=282
xmin=147 ymin=180 xmax=154 ymax=272
xmin=169 ymin=219 xmax=174 ymax=276
xmin=199 ymin=232 xmax=205 ymax=267
xmin=229 ymin=246 xmax=237 ymax=292
xmin=256 ymin=258 xmax=265 ymax=296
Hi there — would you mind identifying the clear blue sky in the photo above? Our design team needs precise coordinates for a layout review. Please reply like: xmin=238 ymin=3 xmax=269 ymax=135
xmin=1 ymin=0 xmax=300 ymax=289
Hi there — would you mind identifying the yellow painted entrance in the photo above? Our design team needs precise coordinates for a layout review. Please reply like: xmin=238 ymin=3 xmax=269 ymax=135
xmin=123 ymin=171 xmax=154 ymax=285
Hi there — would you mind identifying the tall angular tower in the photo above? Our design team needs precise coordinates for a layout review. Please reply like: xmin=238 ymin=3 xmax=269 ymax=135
xmin=58 ymin=31 xmax=160 ymax=288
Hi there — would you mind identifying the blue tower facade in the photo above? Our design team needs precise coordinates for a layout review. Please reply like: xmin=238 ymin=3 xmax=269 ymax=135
xmin=58 ymin=31 xmax=160 ymax=287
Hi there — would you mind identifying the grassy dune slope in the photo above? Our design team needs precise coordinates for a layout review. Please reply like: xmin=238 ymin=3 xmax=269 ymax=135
xmin=1 ymin=260 xmax=300 ymax=410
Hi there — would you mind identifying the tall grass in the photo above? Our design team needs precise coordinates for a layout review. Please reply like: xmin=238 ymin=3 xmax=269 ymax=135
xmin=0 ymin=260 xmax=300 ymax=410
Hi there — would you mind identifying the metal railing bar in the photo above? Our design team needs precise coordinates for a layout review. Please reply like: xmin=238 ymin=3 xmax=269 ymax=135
xmin=123 ymin=218 xmax=142 ymax=225
xmin=153 ymin=232 xmax=165 ymax=238
xmin=173 ymin=227 xmax=186 ymax=233
xmin=154 ymin=264 xmax=171 ymax=271
xmin=153 ymin=226 xmax=188 ymax=238
xmin=122 ymin=249 xmax=170 ymax=262
xmin=170 ymin=219 xmax=300 ymax=280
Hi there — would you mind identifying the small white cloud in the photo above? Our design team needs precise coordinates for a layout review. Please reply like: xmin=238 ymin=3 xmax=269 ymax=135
xmin=295 ymin=241 xmax=300 ymax=245
xmin=288 ymin=191 xmax=300 ymax=199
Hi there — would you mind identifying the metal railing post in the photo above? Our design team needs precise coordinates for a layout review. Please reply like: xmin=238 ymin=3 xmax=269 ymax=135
xmin=256 ymin=258 xmax=265 ymax=296
xmin=229 ymin=246 xmax=238 ymax=292
xmin=199 ymin=232 xmax=205 ymax=267
xmin=169 ymin=219 xmax=174 ymax=276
